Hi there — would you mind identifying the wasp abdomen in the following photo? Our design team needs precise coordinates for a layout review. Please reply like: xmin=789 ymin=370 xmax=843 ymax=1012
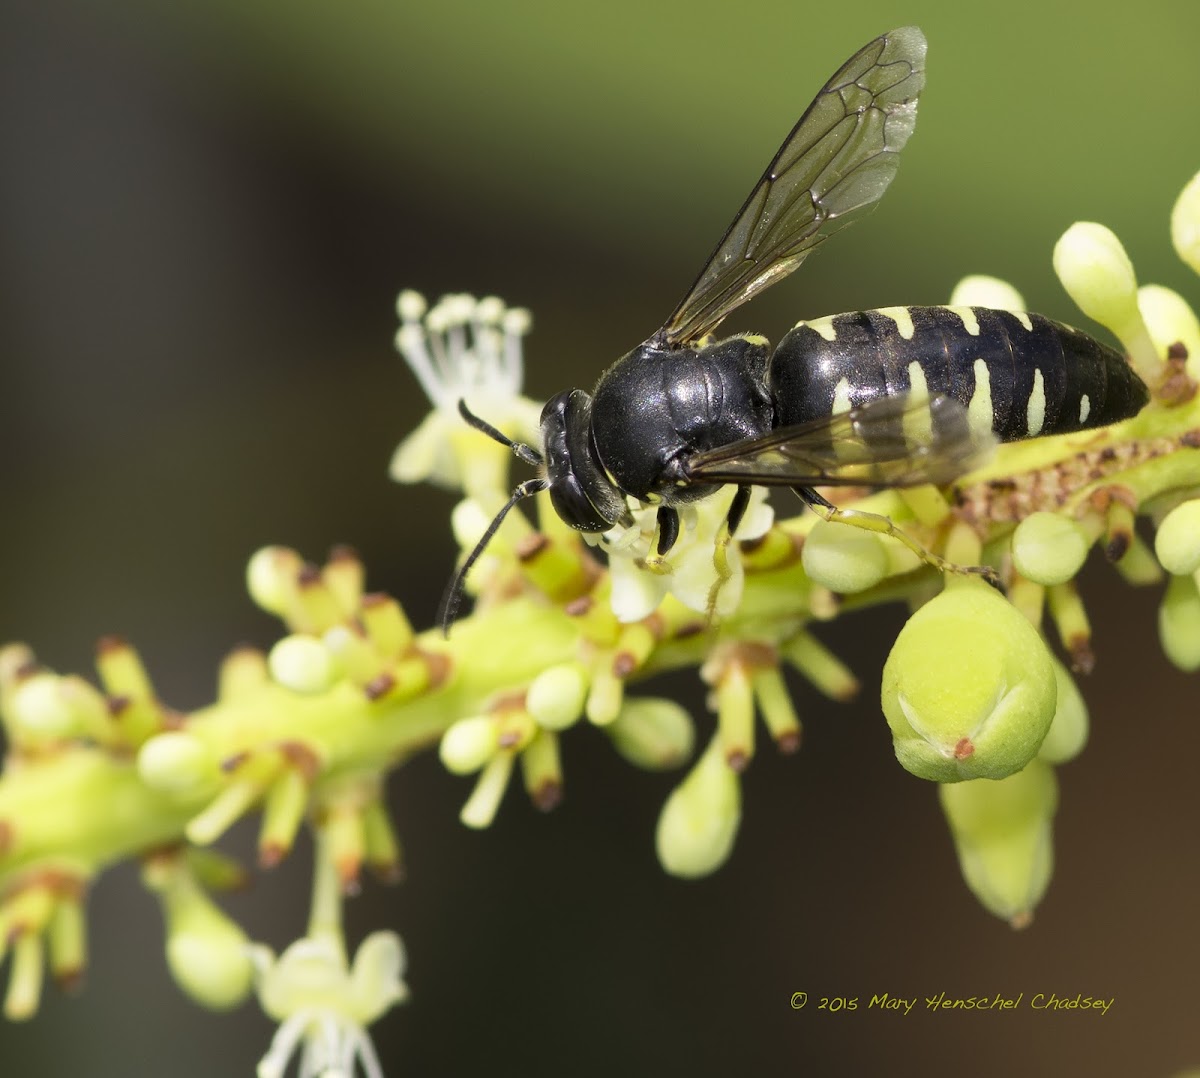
xmin=769 ymin=305 xmax=1148 ymax=441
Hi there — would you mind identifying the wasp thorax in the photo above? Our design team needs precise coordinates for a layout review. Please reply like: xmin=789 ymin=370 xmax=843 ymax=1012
xmin=589 ymin=338 xmax=774 ymax=505
xmin=540 ymin=389 xmax=627 ymax=532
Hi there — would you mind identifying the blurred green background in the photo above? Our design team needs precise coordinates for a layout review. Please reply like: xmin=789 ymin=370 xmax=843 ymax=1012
xmin=2 ymin=1 xmax=1199 ymax=1075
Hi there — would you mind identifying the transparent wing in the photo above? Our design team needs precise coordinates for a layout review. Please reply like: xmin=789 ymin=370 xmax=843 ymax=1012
xmin=661 ymin=27 xmax=926 ymax=347
xmin=684 ymin=394 xmax=995 ymax=489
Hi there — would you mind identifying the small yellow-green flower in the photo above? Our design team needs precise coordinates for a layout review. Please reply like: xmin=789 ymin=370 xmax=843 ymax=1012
xmin=251 ymin=932 xmax=408 ymax=1078
xmin=600 ymin=486 xmax=774 ymax=622
xmin=390 ymin=291 xmax=543 ymax=501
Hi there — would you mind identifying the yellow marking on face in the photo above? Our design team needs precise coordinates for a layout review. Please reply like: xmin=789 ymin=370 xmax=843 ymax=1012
xmin=1013 ymin=311 xmax=1033 ymax=332
xmin=946 ymin=305 xmax=981 ymax=336
xmin=902 ymin=361 xmax=933 ymax=446
xmin=798 ymin=315 xmax=838 ymax=341
xmin=875 ymin=306 xmax=915 ymax=340
xmin=968 ymin=358 xmax=994 ymax=437
xmin=831 ymin=377 xmax=853 ymax=416
xmin=1078 ymin=394 xmax=1091 ymax=424
xmin=1027 ymin=368 xmax=1047 ymax=436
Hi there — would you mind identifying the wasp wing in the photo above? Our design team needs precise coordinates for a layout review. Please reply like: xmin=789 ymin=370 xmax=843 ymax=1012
xmin=661 ymin=27 xmax=926 ymax=347
xmin=684 ymin=394 xmax=995 ymax=489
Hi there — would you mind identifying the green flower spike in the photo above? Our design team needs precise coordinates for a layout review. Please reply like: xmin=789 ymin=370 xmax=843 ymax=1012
xmin=939 ymin=759 xmax=1059 ymax=928
xmin=142 ymin=851 xmax=254 ymax=1011
xmin=655 ymin=735 xmax=742 ymax=879
xmin=881 ymin=580 xmax=1057 ymax=782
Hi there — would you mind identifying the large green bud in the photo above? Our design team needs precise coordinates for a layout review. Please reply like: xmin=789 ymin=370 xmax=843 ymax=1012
xmin=881 ymin=582 xmax=1057 ymax=782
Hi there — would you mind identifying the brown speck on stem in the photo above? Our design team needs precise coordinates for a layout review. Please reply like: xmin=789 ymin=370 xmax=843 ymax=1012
xmin=1009 ymin=910 xmax=1033 ymax=930
xmin=339 ymin=872 xmax=362 ymax=898
xmin=220 ymin=750 xmax=250 ymax=773
xmin=953 ymin=737 xmax=975 ymax=760
xmin=1105 ymin=530 xmax=1131 ymax=563
xmin=106 ymin=694 xmax=131 ymax=718
xmin=515 ymin=533 xmax=550 ymax=562
xmin=54 ymin=967 xmax=84 ymax=994
xmin=776 ymin=730 xmax=802 ymax=754
xmin=612 ymin=652 xmax=637 ymax=678
xmin=364 ymin=673 xmax=397 ymax=701
xmin=369 ymin=859 xmax=404 ymax=885
xmin=564 ymin=596 xmax=593 ymax=616
xmin=420 ymin=650 xmax=452 ymax=690
xmin=277 ymin=740 xmax=321 ymax=781
xmin=726 ymin=749 xmax=749 ymax=773
xmin=532 ymin=781 xmax=563 ymax=812
xmin=296 ymin=563 xmax=322 ymax=588
xmin=1068 ymin=638 xmax=1095 ymax=676
xmin=94 ymin=635 xmax=128 ymax=656
xmin=258 ymin=842 xmax=285 ymax=869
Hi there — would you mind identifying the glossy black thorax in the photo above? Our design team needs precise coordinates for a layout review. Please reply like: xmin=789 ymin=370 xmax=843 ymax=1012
xmin=589 ymin=334 xmax=774 ymax=504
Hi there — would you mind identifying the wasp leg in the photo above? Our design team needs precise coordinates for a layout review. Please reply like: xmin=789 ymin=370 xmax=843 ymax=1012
xmin=637 ymin=506 xmax=680 ymax=575
xmin=793 ymin=487 xmax=999 ymax=586
xmin=706 ymin=485 xmax=753 ymax=619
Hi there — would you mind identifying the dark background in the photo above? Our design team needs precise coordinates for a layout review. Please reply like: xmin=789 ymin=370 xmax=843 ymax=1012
xmin=2 ymin=1 xmax=1198 ymax=1074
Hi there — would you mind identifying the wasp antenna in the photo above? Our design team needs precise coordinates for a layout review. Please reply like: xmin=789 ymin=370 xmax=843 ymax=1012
xmin=439 ymin=477 xmax=550 ymax=636
xmin=458 ymin=399 xmax=544 ymax=468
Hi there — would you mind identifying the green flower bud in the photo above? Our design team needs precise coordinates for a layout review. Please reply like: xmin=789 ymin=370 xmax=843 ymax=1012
xmin=526 ymin=662 xmax=588 ymax=731
xmin=439 ymin=715 xmax=498 ymax=775
xmin=9 ymin=674 xmax=74 ymax=737
xmin=1171 ymin=169 xmax=1200 ymax=276
xmin=939 ymin=759 xmax=1058 ymax=926
xmin=881 ymin=582 xmax=1057 ymax=782
xmin=146 ymin=859 xmax=254 ymax=1010
xmin=138 ymin=731 xmax=216 ymax=793
xmin=1159 ymin=573 xmax=1200 ymax=672
xmin=607 ymin=697 xmax=695 ymax=770
xmin=948 ymin=275 xmax=1026 ymax=312
xmin=1138 ymin=284 xmax=1200 ymax=379
xmin=1010 ymin=511 xmax=1090 ymax=586
xmin=246 ymin=546 xmax=302 ymax=617
xmin=1037 ymin=659 xmax=1088 ymax=765
xmin=801 ymin=518 xmax=888 ymax=593
xmin=655 ymin=737 xmax=741 ymax=879
xmin=267 ymin=635 xmax=337 ymax=694
xmin=1155 ymin=499 xmax=1200 ymax=576
xmin=1053 ymin=222 xmax=1140 ymax=333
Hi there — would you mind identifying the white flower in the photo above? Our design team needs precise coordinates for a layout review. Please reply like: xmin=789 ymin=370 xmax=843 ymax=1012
xmin=251 ymin=931 xmax=408 ymax=1078
xmin=598 ymin=487 xmax=774 ymax=622
xmin=390 ymin=290 xmax=544 ymax=498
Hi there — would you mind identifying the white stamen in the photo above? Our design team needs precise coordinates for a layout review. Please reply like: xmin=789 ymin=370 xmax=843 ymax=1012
xmin=394 ymin=290 xmax=534 ymax=412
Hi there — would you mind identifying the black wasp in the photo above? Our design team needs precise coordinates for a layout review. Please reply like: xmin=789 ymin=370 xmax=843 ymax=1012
xmin=445 ymin=26 xmax=1148 ymax=628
